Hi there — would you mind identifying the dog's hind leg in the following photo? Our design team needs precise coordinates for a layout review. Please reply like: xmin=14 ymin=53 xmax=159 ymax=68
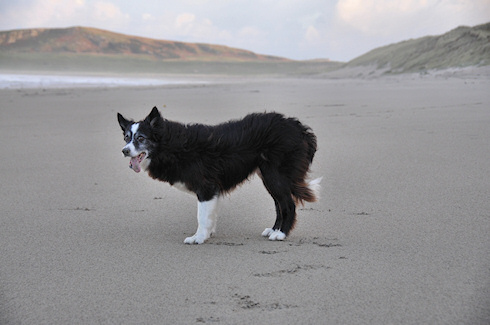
xmin=271 ymin=195 xmax=296 ymax=240
xmin=184 ymin=195 xmax=219 ymax=244
xmin=259 ymin=165 xmax=296 ymax=241
xmin=261 ymin=200 xmax=282 ymax=238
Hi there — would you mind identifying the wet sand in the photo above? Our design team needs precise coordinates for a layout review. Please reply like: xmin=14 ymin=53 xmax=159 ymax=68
xmin=0 ymin=75 xmax=489 ymax=324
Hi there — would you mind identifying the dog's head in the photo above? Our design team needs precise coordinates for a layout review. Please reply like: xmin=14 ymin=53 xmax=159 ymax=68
xmin=117 ymin=107 xmax=162 ymax=173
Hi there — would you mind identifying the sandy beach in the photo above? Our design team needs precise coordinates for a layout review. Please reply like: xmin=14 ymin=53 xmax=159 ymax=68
xmin=0 ymin=74 xmax=489 ymax=324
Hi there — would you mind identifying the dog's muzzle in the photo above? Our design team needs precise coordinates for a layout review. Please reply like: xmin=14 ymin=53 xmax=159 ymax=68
xmin=122 ymin=148 xmax=131 ymax=157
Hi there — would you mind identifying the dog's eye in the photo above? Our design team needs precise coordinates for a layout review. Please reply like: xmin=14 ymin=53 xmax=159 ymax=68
xmin=124 ymin=135 xmax=130 ymax=142
xmin=137 ymin=136 xmax=145 ymax=141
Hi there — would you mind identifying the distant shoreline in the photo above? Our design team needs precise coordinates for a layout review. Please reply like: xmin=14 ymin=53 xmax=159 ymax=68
xmin=0 ymin=72 xmax=212 ymax=89
xmin=1 ymin=64 xmax=489 ymax=89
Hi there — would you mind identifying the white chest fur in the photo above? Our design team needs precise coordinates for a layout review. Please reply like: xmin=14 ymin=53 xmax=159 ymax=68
xmin=171 ymin=182 xmax=194 ymax=195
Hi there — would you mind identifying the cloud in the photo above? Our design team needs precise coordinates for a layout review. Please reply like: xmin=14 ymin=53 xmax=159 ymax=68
xmin=336 ymin=0 xmax=434 ymax=35
xmin=335 ymin=0 xmax=490 ymax=36
xmin=92 ymin=1 xmax=129 ymax=23
xmin=304 ymin=25 xmax=321 ymax=43
xmin=0 ymin=0 xmax=130 ymax=31
xmin=169 ymin=13 xmax=233 ymax=43
xmin=175 ymin=13 xmax=196 ymax=30
xmin=141 ymin=13 xmax=154 ymax=21
xmin=0 ymin=0 xmax=82 ymax=29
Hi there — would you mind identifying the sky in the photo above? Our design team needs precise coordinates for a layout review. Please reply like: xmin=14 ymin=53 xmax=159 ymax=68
xmin=0 ymin=0 xmax=489 ymax=62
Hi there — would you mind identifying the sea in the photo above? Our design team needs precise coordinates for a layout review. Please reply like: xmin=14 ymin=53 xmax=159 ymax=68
xmin=0 ymin=73 xmax=206 ymax=89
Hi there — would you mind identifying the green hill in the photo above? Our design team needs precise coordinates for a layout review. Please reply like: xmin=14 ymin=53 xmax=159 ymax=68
xmin=345 ymin=22 xmax=490 ymax=73
xmin=0 ymin=26 xmax=286 ymax=62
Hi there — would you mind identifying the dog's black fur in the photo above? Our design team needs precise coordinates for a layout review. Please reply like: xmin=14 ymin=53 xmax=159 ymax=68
xmin=118 ymin=107 xmax=319 ymax=238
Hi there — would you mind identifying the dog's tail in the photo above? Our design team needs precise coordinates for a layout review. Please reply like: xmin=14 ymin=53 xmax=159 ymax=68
xmin=307 ymin=177 xmax=322 ymax=201
xmin=292 ymin=177 xmax=323 ymax=205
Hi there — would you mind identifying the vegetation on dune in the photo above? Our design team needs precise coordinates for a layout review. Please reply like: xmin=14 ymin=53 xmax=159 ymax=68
xmin=345 ymin=22 xmax=490 ymax=73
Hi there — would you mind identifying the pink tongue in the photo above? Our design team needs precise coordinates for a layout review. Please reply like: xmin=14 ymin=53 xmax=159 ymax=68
xmin=130 ymin=157 xmax=141 ymax=173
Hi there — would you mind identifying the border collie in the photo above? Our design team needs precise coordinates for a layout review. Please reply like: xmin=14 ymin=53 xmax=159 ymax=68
xmin=118 ymin=107 xmax=321 ymax=244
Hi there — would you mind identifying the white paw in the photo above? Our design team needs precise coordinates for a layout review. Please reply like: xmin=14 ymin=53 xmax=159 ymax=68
xmin=268 ymin=230 xmax=286 ymax=241
xmin=262 ymin=228 xmax=274 ymax=237
xmin=184 ymin=233 xmax=208 ymax=244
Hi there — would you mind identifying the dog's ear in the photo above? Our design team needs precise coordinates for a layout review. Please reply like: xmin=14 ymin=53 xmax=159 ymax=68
xmin=145 ymin=106 xmax=162 ymax=127
xmin=117 ymin=113 xmax=132 ymax=131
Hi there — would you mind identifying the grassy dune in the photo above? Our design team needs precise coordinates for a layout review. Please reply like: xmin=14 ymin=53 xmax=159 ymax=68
xmin=345 ymin=22 xmax=490 ymax=73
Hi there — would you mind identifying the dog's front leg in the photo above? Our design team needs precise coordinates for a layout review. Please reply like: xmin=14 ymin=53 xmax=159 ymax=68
xmin=184 ymin=195 xmax=219 ymax=244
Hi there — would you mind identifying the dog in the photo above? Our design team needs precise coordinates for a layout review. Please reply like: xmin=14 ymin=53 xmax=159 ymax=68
xmin=117 ymin=107 xmax=321 ymax=244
